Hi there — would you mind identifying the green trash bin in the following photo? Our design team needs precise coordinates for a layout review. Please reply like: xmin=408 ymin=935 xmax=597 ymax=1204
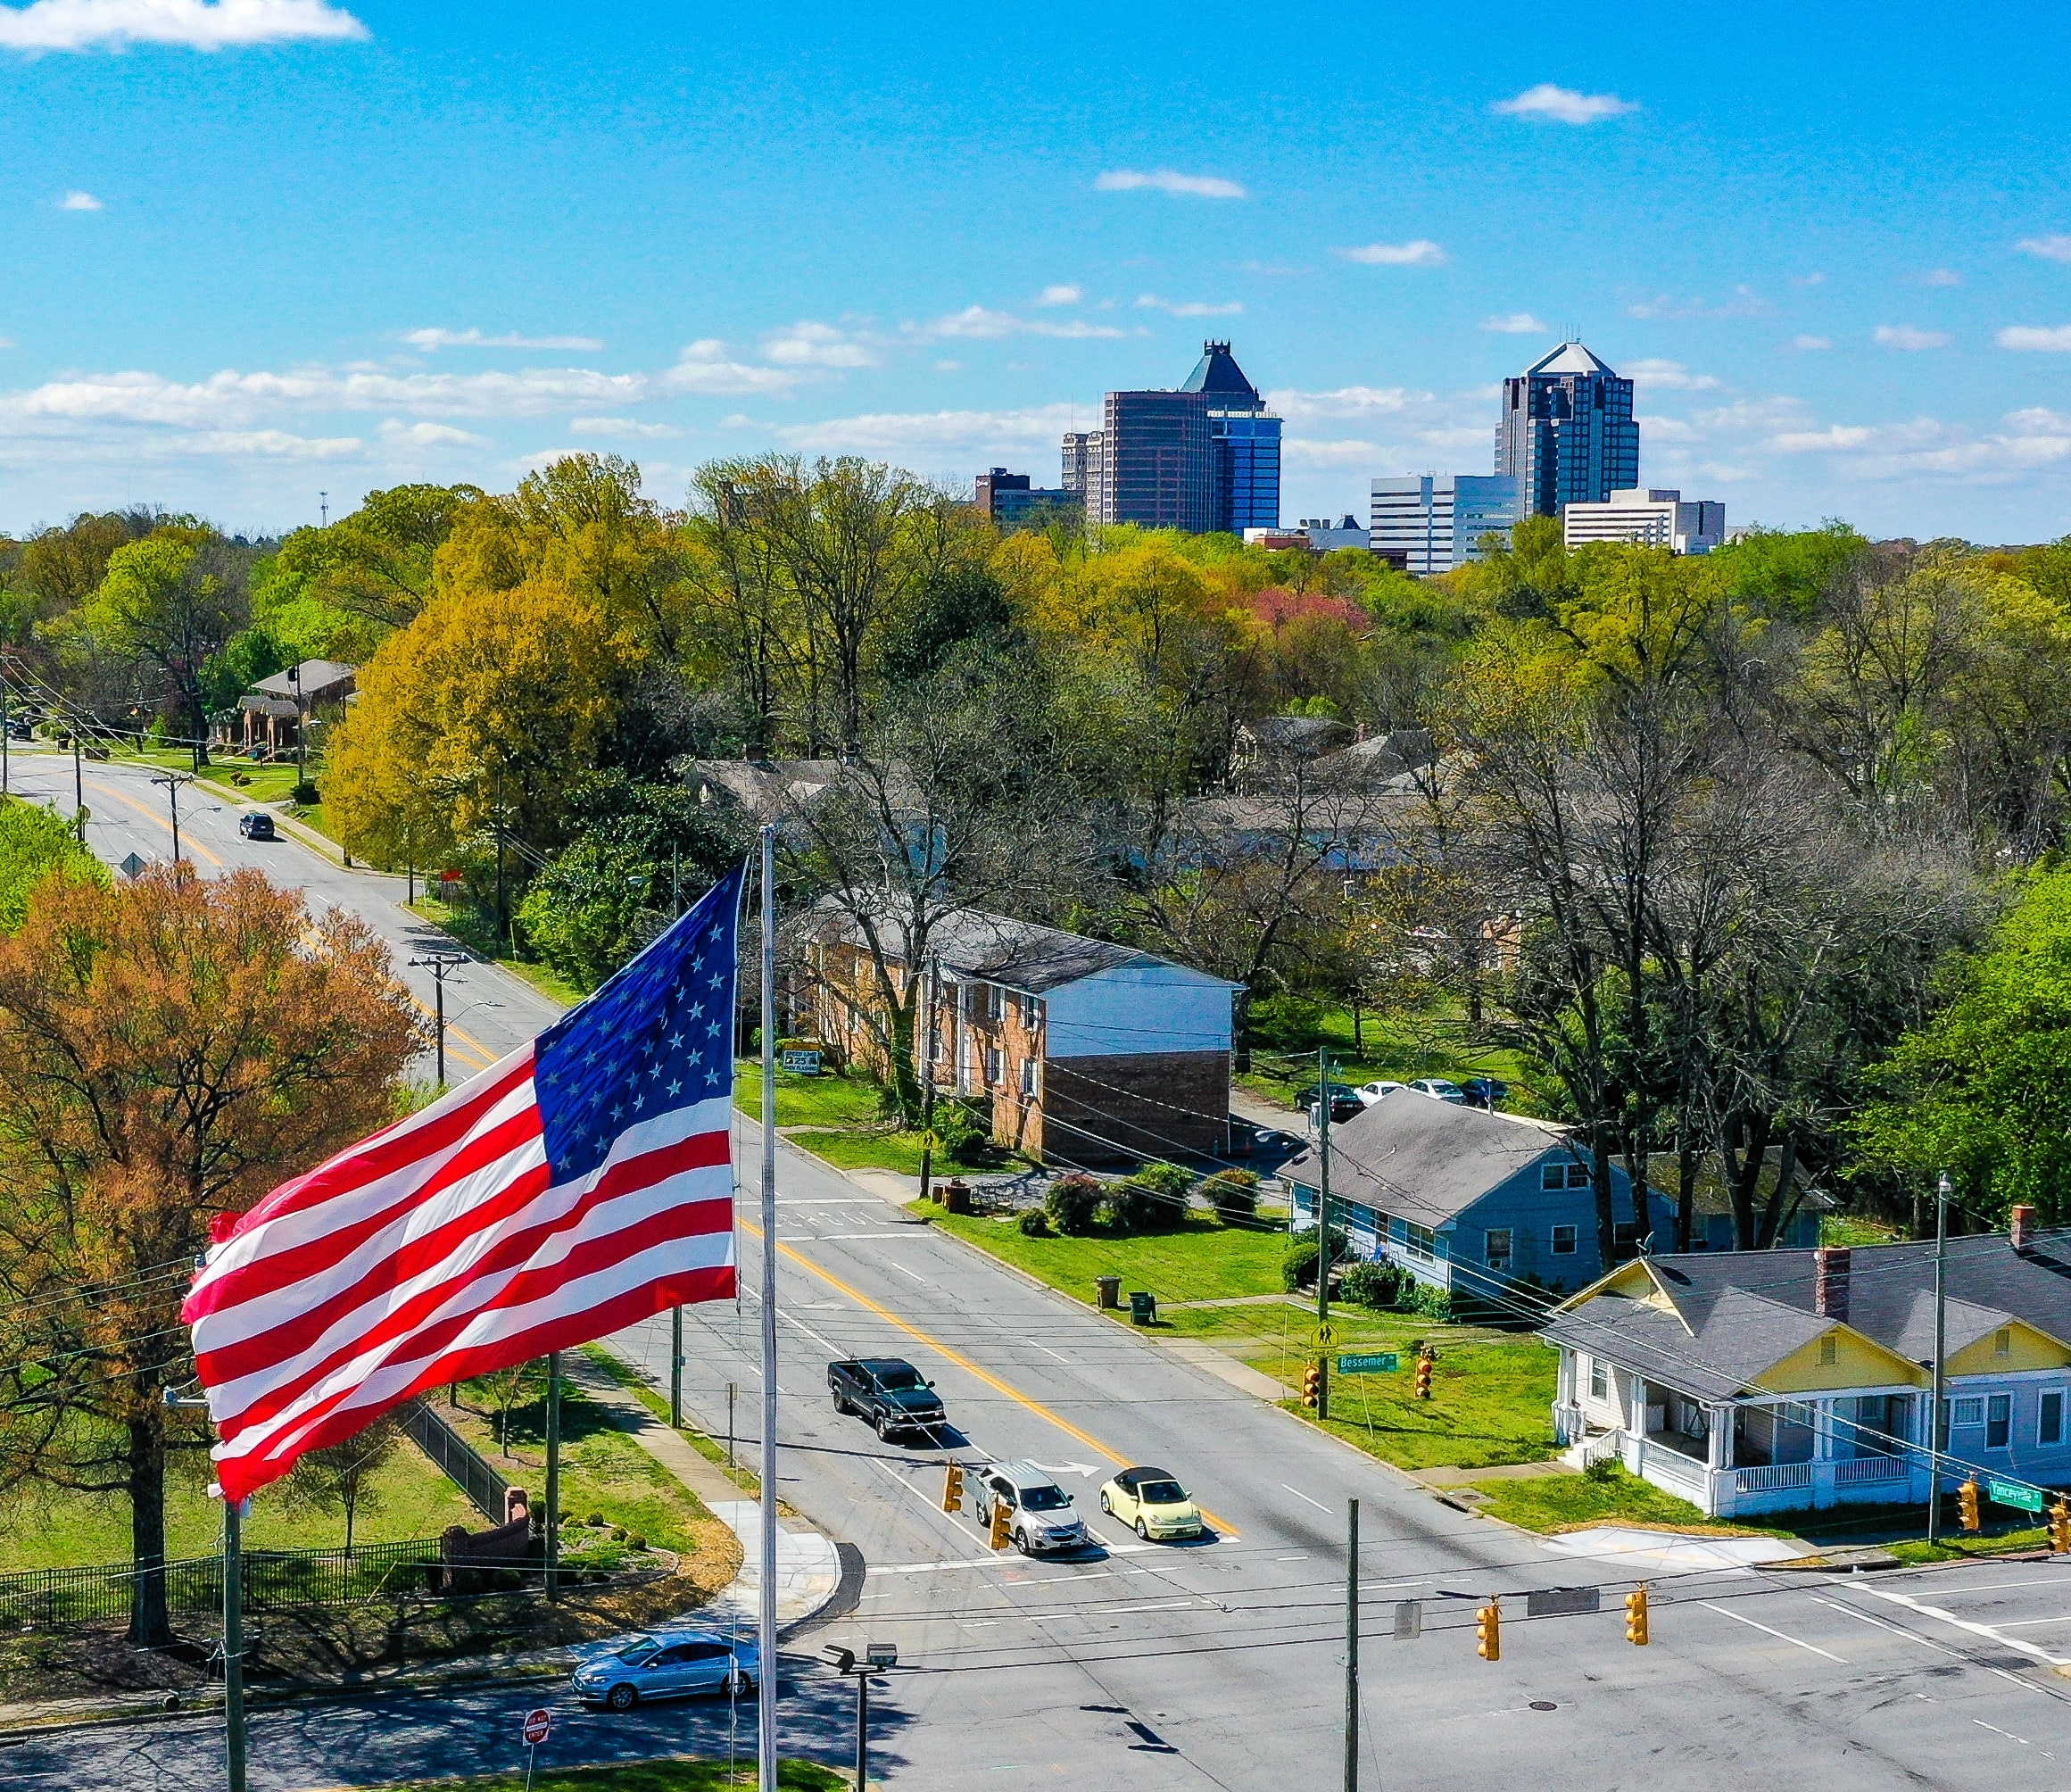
xmin=1128 ymin=1290 xmax=1157 ymax=1326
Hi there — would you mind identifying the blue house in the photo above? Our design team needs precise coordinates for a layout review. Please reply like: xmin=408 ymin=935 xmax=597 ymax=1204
xmin=1282 ymin=1091 xmax=1674 ymax=1304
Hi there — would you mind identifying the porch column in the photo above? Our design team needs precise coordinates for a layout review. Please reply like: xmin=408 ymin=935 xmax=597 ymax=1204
xmin=1706 ymin=1406 xmax=1732 ymax=1471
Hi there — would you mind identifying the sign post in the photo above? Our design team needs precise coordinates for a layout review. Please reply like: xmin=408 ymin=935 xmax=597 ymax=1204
xmin=520 ymin=1706 xmax=551 ymax=1792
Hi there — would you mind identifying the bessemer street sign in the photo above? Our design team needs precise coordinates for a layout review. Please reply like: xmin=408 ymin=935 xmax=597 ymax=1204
xmin=1337 ymin=1352 xmax=1401 ymax=1375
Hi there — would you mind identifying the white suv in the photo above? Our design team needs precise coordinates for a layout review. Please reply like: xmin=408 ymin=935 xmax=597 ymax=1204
xmin=973 ymin=1460 xmax=1089 ymax=1555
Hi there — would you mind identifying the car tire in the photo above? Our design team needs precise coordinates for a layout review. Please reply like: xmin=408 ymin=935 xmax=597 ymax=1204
xmin=725 ymin=1671 xmax=752 ymax=1698
xmin=1099 ymin=1491 xmax=1112 ymax=1514
xmin=605 ymin=1683 xmax=637 ymax=1713
xmin=874 ymin=1411 xmax=891 ymax=1440
xmin=1015 ymin=1527 xmax=1032 ymax=1556
xmin=833 ymin=1391 xmax=848 ymax=1415
xmin=1136 ymin=1518 xmax=1150 ymax=1541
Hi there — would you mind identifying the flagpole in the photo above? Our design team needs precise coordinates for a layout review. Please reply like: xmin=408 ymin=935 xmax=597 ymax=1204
xmin=758 ymin=823 xmax=779 ymax=1788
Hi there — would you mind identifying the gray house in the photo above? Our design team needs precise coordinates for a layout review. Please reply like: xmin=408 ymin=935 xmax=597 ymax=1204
xmin=1282 ymin=1091 xmax=1672 ymax=1303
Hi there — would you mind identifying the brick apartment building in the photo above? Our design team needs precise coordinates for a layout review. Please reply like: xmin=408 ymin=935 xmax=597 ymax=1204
xmin=806 ymin=906 xmax=1238 ymax=1166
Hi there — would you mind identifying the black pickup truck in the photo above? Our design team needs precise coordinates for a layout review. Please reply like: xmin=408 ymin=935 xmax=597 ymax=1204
xmin=828 ymin=1357 xmax=947 ymax=1440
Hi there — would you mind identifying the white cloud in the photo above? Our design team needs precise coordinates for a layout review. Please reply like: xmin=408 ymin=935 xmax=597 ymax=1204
xmin=1769 ymin=425 xmax=1878 ymax=453
xmin=1266 ymin=385 xmax=1418 ymax=422
xmin=1034 ymin=284 xmax=1081 ymax=308
xmin=1873 ymin=324 xmax=1950 ymax=351
xmin=1628 ymin=286 xmax=1769 ymax=320
xmin=769 ymin=403 xmax=1076 ymax=458
xmin=58 ymin=190 xmax=102 ymax=211
xmin=570 ymin=415 xmax=680 ymax=438
xmin=1135 ymin=294 xmax=1242 ymax=317
xmin=760 ymin=320 xmax=876 ymax=369
xmin=660 ymin=340 xmax=803 ymax=395
xmin=175 ymin=427 xmax=362 ymax=458
xmin=1625 ymin=358 xmax=1721 ymax=392
xmin=1792 ymin=272 xmax=1828 ymax=286
xmin=1997 ymin=325 xmax=2071 ymax=352
xmin=1094 ymin=169 xmax=1246 ymax=200
xmin=0 ymin=0 xmax=367 ymax=51
xmin=1335 ymin=240 xmax=1446 ymax=268
xmin=2017 ymin=236 xmax=2071 ymax=264
xmin=0 ymin=337 xmax=13 ymax=350
xmin=1284 ymin=438 xmax=1378 ymax=469
xmin=1481 ymin=313 xmax=1547 ymax=335
xmin=1918 ymin=269 xmax=1961 ymax=287
xmin=917 ymin=305 xmax=1123 ymax=342
xmin=404 ymin=327 xmax=604 ymax=352
xmin=1492 ymin=84 xmax=1638 ymax=125
xmin=379 ymin=419 xmax=481 ymax=445
xmin=1789 ymin=335 xmax=1833 ymax=351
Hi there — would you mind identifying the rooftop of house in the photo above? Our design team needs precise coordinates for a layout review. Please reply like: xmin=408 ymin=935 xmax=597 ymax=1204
xmin=683 ymin=756 xmax=922 ymax=822
xmin=1544 ymin=1228 xmax=2071 ymax=1399
xmin=812 ymin=901 xmax=1239 ymax=997
xmin=247 ymin=659 xmax=357 ymax=701
xmin=1281 ymin=1089 xmax=1586 ymax=1226
xmin=1238 ymin=715 xmax=1353 ymax=756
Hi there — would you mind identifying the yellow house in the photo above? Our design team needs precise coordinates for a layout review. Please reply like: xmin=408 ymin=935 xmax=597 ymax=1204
xmin=1543 ymin=1211 xmax=2071 ymax=1518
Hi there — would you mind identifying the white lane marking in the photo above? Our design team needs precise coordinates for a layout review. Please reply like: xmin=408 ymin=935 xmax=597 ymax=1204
xmin=775 ymin=1308 xmax=841 ymax=1355
xmin=888 ymin=1261 xmax=929 ymax=1284
xmin=1857 ymin=1582 xmax=2071 ymax=1667
xmin=1810 ymin=1596 xmax=1961 ymax=1657
xmin=788 ymin=1232 xmax=927 ymax=1241
xmin=866 ymin=1455 xmax=989 ymax=1549
xmin=1699 ymin=1601 xmax=1848 ymax=1662
xmin=1917 ymin=1576 xmax=2071 ymax=1597
xmin=1988 ymin=1614 xmax=2071 ymax=1630
xmin=1033 ymin=1345 xmax=1072 ymax=1364
xmin=1282 ymin=1483 xmax=1331 ymax=1514
xmin=1091 ymin=1598 xmax=1197 ymax=1615
xmin=874 ymin=1544 xmax=1157 ymax=1576
xmin=1976 ymin=1719 xmax=2033 ymax=1746
xmin=780 ymin=1199 xmax=882 ymax=1207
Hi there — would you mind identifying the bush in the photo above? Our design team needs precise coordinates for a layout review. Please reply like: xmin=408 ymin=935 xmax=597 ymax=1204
xmin=1282 ymin=1228 xmax=1351 ymax=1291
xmin=1018 ymin=1207 xmax=1051 ymax=1237
xmin=291 ymin=778 xmax=321 ymax=807
xmin=1338 ymin=1259 xmax=1406 ymax=1309
xmin=1201 ymin=1169 xmax=1260 ymax=1224
xmin=933 ymin=1101 xmax=992 ymax=1166
xmin=1046 ymin=1174 xmax=1104 ymax=1236
xmin=1106 ymin=1169 xmax=1189 ymax=1233
xmin=1407 ymin=1283 xmax=1452 ymax=1321
xmin=1583 ymin=1456 xmax=1621 ymax=1484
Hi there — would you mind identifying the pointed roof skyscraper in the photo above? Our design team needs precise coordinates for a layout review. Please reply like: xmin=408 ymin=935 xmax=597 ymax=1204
xmin=1179 ymin=340 xmax=1264 ymax=409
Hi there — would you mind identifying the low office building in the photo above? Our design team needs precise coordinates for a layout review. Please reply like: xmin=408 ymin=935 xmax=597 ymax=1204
xmin=1370 ymin=475 xmax=1520 ymax=575
xmin=806 ymin=906 xmax=1238 ymax=1165
xmin=1545 ymin=1212 xmax=2071 ymax=1518
xmin=976 ymin=468 xmax=1081 ymax=531
xmin=1563 ymin=487 xmax=1726 ymax=555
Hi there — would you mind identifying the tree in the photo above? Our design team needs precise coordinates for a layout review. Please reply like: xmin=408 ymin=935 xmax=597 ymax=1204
xmin=0 ymin=867 xmax=420 ymax=1647
xmin=277 ymin=484 xmax=484 ymax=633
xmin=282 ymin=1413 xmax=403 ymax=1556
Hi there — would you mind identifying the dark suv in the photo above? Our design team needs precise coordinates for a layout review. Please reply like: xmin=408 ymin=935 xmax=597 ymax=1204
xmin=238 ymin=812 xmax=277 ymax=841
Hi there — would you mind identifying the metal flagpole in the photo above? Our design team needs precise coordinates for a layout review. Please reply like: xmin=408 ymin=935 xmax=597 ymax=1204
xmin=224 ymin=1494 xmax=246 ymax=1792
xmin=1344 ymin=1497 xmax=1359 ymax=1792
xmin=758 ymin=823 xmax=779 ymax=1786
xmin=1926 ymin=1171 xmax=1951 ymax=1547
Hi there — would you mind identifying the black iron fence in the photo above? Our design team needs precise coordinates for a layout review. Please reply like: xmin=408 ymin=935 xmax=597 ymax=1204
xmin=401 ymin=1397 xmax=509 ymax=1521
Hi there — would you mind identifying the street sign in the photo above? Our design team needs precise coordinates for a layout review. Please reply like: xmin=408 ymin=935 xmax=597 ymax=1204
xmin=1989 ymin=1478 xmax=2045 ymax=1513
xmin=1312 ymin=1323 xmax=1336 ymax=1348
xmin=521 ymin=1708 xmax=551 ymax=1746
xmin=1527 ymin=1586 xmax=1601 ymax=1617
xmin=118 ymin=851 xmax=146 ymax=880
xmin=1337 ymin=1352 xmax=1400 ymax=1375
xmin=781 ymin=1048 xmax=823 ymax=1075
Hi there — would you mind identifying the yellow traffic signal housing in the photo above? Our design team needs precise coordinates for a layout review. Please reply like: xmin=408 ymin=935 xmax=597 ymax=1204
xmin=1414 ymin=1356 xmax=1433 ymax=1400
xmin=1625 ymin=1584 xmax=1650 ymax=1646
xmin=1475 ymin=1597 xmax=1500 ymax=1661
xmin=1303 ymin=1362 xmax=1323 ymax=1409
xmin=988 ymin=1498 xmax=1013 ymax=1551
xmin=1959 ymin=1478 xmax=1982 ymax=1533
xmin=2050 ymin=1499 xmax=2071 ymax=1554
xmin=942 ymin=1464 xmax=965 ymax=1514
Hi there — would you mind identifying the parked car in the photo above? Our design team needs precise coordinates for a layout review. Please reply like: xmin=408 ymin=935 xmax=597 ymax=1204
xmin=973 ymin=1460 xmax=1089 ymax=1555
xmin=237 ymin=811 xmax=277 ymax=840
xmin=1355 ymin=1080 xmax=1406 ymax=1107
xmin=1296 ymin=1083 xmax=1364 ymax=1126
xmin=1459 ymin=1075 xmax=1509 ymax=1110
xmin=4 ymin=719 xmax=29 ymax=742
xmin=828 ymin=1356 xmax=946 ymax=1439
xmin=1098 ymin=1465 xmax=1205 ymax=1541
xmin=1408 ymin=1078 xmax=1468 ymax=1104
xmin=573 ymin=1627 xmax=757 ymax=1711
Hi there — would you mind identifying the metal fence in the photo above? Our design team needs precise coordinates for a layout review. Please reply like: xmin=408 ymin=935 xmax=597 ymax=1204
xmin=401 ymin=1397 xmax=509 ymax=1521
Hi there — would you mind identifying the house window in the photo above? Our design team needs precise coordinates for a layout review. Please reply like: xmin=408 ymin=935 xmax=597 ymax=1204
xmin=1589 ymin=1357 xmax=1608 ymax=1400
xmin=1994 ymin=1328 xmax=2013 ymax=1359
xmin=1404 ymin=1222 xmax=1437 ymax=1261
xmin=1020 ymin=992 xmax=1040 ymax=1028
xmin=1020 ymin=1058 xmax=1038 ymax=1098
xmin=1950 ymin=1397 xmax=1984 ymax=1428
xmin=985 ymin=1047 xmax=1004 ymax=1086
xmin=1541 ymin=1162 xmax=1564 ymax=1191
xmin=1551 ymin=1224 xmax=1578 ymax=1256
xmin=986 ymin=983 xmax=1006 ymax=1022
xmin=1818 ymin=1335 xmax=1837 ymax=1367
xmin=1568 ymin=1161 xmax=1592 ymax=1190
xmin=1988 ymin=1394 xmax=2012 ymax=1449
xmin=2042 ymin=1391 xmax=2064 ymax=1448
xmin=1486 ymin=1229 xmax=1512 ymax=1271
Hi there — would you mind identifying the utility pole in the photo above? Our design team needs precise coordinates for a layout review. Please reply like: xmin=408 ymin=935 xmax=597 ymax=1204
xmin=917 ymin=957 xmax=940 ymax=1206
xmin=151 ymin=770 xmax=194 ymax=867
xmin=2 ymin=655 xmax=11 ymax=797
xmin=493 ymin=764 xmax=509 ymax=953
xmin=670 ymin=1306 xmax=683 ymax=1429
xmin=224 ymin=1494 xmax=247 ymax=1792
xmin=1926 ymin=1171 xmax=1951 ymax=1547
xmin=1316 ymin=1043 xmax=1332 ymax=1422
xmin=1345 ymin=1497 xmax=1359 ymax=1792
xmin=544 ymin=1352 xmax=561 ymax=1600
xmin=289 ymin=663 xmax=305 ymax=789
xmin=409 ymin=954 xmax=467 ymax=1087
xmin=72 ymin=728 xmax=84 ymax=841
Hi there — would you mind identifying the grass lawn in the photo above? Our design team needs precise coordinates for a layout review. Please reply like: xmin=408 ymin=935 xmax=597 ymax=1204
xmin=1238 ymin=997 xmax=1535 ymax=1114
xmin=1472 ymin=1465 xmax=1727 ymax=1533
xmin=197 ymin=759 xmax=302 ymax=803
xmin=740 ymin=1065 xmax=1007 ymax=1178
xmin=918 ymin=1205 xmax=1296 ymax=1306
xmin=580 ymin=1346 xmax=760 ymax=1497
xmin=0 ymin=1438 xmax=476 ymax=1570
xmin=370 ymin=1761 xmax=843 ymax=1792
xmin=405 ymin=896 xmax=587 ymax=1008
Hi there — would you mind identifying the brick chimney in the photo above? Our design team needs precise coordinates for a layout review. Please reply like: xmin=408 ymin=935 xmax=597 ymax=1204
xmin=1814 ymin=1246 xmax=1851 ymax=1323
xmin=2012 ymin=1205 xmax=2037 ymax=1254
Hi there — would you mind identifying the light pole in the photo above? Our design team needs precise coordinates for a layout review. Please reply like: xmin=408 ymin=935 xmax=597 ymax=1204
xmin=1926 ymin=1171 xmax=1951 ymax=1547
xmin=150 ymin=770 xmax=195 ymax=867
xmin=825 ymin=1644 xmax=897 ymax=1789
xmin=289 ymin=663 xmax=305 ymax=790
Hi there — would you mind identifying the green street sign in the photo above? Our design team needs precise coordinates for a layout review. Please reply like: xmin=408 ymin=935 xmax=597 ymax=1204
xmin=1989 ymin=1478 xmax=2045 ymax=1513
xmin=1337 ymin=1352 xmax=1400 ymax=1375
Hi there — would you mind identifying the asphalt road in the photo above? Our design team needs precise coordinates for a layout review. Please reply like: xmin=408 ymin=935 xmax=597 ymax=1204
xmin=18 ymin=750 xmax=2071 ymax=1787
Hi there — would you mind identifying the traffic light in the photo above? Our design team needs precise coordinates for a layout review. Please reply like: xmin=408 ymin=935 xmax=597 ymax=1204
xmin=942 ymin=1464 xmax=965 ymax=1514
xmin=2050 ymin=1500 xmax=2071 ymax=1555
xmin=1959 ymin=1478 xmax=1982 ymax=1533
xmin=1475 ymin=1597 xmax=1500 ymax=1662
xmin=1303 ymin=1361 xmax=1323 ymax=1409
xmin=1413 ymin=1355 xmax=1433 ymax=1400
xmin=988 ymin=1498 xmax=1012 ymax=1551
xmin=1625 ymin=1584 xmax=1650 ymax=1646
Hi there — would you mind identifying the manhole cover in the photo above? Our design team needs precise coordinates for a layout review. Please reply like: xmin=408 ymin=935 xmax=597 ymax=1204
xmin=1529 ymin=1701 xmax=1558 ymax=1712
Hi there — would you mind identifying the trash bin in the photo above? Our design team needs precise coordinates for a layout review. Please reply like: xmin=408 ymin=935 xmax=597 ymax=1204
xmin=943 ymin=1180 xmax=972 ymax=1215
xmin=1128 ymin=1290 xmax=1157 ymax=1326
xmin=1095 ymin=1275 xmax=1122 ymax=1310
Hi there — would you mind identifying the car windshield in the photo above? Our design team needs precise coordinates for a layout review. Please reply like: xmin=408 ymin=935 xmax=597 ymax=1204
xmin=1137 ymin=1481 xmax=1189 ymax=1505
xmin=874 ymin=1365 xmax=924 ymax=1390
xmin=1020 ymin=1485 xmax=1071 ymax=1511
xmin=617 ymin=1639 xmax=660 ymax=1664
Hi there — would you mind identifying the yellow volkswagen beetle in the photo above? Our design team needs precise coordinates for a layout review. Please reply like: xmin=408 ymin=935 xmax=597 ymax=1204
xmin=1098 ymin=1465 xmax=1205 ymax=1541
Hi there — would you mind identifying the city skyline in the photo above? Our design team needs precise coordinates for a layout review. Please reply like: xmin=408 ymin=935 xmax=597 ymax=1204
xmin=0 ymin=0 xmax=2067 ymax=539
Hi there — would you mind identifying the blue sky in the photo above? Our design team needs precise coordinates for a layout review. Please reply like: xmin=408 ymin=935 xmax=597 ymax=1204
xmin=1 ymin=0 xmax=2067 ymax=542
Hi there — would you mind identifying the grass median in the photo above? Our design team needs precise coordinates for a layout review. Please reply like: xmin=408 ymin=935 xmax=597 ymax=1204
xmin=370 ymin=1757 xmax=844 ymax=1791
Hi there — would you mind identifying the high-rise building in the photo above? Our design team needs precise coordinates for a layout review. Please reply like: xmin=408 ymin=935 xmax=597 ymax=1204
xmin=1562 ymin=487 xmax=1725 ymax=555
xmin=1497 ymin=341 xmax=1638 ymax=518
xmin=976 ymin=467 xmax=1081 ymax=531
xmin=1370 ymin=474 xmax=1520 ymax=575
xmin=1063 ymin=342 xmax=1280 ymax=534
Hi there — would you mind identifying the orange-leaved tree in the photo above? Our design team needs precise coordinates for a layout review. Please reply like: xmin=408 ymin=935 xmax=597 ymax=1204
xmin=0 ymin=867 xmax=421 ymax=1647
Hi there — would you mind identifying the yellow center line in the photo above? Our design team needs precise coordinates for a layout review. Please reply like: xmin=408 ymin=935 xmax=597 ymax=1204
xmin=84 ymin=776 xmax=225 ymax=868
xmin=741 ymin=1216 xmax=1239 ymax=1537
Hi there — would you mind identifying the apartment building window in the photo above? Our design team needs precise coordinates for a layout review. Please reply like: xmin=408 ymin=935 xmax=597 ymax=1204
xmin=985 ymin=1046 xmax=1004 ymax=1086
xmin=1485 ymin=1229 xmax=1512 ymax=1271
xmin=1589 ymin=1357 xmax=1608 ymax=1400
xmin=2042 ymin=1390 xmax=2064 ymax=1448
xmin=1988 ymin=1393 xmax=2012 ymax=1449
xmin=1019 ymin=991 xmax=1040 ymax=1028
xmin=986 ymin=984 xmax=1007 ymax=1022
xmin=1020 ymin=1058 xmax=1039 ymax=1098
xmin=1550 ymin=1224 xmax=1578 ymax=1256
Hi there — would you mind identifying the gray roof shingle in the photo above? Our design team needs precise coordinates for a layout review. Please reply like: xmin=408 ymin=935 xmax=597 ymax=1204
xmin=1281 ymin=1091 xmax=1573 ymax=1225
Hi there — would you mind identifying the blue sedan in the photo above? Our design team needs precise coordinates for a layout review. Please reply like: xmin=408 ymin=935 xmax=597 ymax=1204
xmin=572 ymin=1628 xmax=758 ymax=1711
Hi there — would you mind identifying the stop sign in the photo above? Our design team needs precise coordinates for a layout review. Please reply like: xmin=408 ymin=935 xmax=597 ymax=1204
xmin=522 ymin=1708 xmax=551 ymax=1746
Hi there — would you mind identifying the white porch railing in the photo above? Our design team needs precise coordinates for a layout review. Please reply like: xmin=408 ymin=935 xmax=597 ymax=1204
xmin=1834 ymin=1454 xmax=1909 ymax=1487
xmin=1638 ymin=1439 xmax=1709 ymax=1492
xmin=1731 ymin=1462 xmax=1813 ymax=1495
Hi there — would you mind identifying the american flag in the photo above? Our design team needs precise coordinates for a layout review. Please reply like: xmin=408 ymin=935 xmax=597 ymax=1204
xmin=185 ymin=864 xmax=745 ymax=1503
